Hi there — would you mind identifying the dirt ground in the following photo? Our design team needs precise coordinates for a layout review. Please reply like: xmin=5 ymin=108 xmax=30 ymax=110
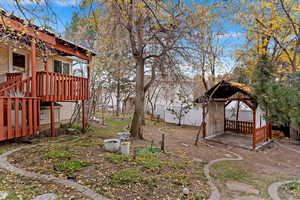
xmin=2 ymin=118 xmax=300 ymax=200
xmin=140 ymin=121 xmax=300 ymax=200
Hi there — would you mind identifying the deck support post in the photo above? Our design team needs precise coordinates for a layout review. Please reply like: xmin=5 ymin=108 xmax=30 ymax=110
xmin=82 ymin=100 xmax=86 ymax=133
xmin=31 ymin=38 xmax=37 ymax=97
xmin=50 ymin=102 xmax=56 ymax=137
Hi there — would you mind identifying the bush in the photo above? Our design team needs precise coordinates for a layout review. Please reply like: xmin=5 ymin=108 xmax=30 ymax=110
xmin=136 ymin=152 xmax=162 ymax=170
xmin=283 ymin=182 xmax=300 ymax=198
xmin=104 ymin=154 xmax=130 ymax=164
xmin=43 ymin=150 xmax=72 ymax=159
xmin=54 ymin=160 xmax=89 ymax=173
xmin=110 ymin=168 xmax=143 ymax=184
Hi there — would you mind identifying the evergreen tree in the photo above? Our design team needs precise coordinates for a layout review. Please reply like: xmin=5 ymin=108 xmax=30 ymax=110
xmin=252 ymin=55 xmax=300 ymax=129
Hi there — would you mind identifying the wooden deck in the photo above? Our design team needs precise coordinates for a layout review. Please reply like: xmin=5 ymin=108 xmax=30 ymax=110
xmin=0 ymin=72 xmax=88 ymax=101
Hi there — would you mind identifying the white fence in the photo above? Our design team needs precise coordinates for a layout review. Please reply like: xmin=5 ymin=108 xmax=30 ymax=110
xmin=147 ymin=104 xmax=203 ymax=126
xmin=148 ymin=104 xmax=257 ymax=126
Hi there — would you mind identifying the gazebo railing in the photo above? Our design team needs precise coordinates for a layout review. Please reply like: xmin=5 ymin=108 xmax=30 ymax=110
xmin=225 ymin=119 xmax=253 ymax=135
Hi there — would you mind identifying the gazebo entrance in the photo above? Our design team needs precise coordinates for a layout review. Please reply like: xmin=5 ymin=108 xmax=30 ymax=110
xmin=195 ymin=81 xmax=272 ymax=150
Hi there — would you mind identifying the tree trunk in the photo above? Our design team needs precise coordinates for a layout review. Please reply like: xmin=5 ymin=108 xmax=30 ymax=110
xmin=116 ymin=61 xmax=121 ymax=116
xmin=116 ymin=75 xmax=121 ymax=116
xmin=130 ymin=58 xmax=145 ymax=139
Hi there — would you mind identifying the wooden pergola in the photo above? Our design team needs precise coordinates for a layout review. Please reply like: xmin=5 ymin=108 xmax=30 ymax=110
xmin=195 ymin=80 xmax=272 ymax=149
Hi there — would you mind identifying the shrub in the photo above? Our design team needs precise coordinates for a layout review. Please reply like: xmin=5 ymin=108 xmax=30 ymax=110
xmin=136 ymin=152 xmax=162 ymax=170
xmin=171 ymin=174 xmax=192 ymax=186
xmin=54 ymin=160 xmax=89 ymax=173
xmin=283 ymin=182 xmax=300 ymax=198
xmin=110 ymin=168 xmax=143 ymax=184
xmin=104 ymin=154 xmax=130 ymax=164
xmin=43 ymin=150 xmax=72 ymax=160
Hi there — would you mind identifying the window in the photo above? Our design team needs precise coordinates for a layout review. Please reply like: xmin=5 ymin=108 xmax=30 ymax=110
xmin=54 ymin=60 xmax=70 ymax=75
xmin=13 ymin=53 xmax=26 ymax=69
xmin=63 ymin=63 xmax=70 ymax=74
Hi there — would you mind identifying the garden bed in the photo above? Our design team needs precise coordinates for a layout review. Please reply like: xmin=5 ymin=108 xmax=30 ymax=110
xmin=8 ymin=117 xmax=209 ymax=200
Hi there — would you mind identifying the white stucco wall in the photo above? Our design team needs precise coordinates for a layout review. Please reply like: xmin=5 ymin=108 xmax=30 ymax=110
xmin=40 ymin=107 xmax=60 ymax=125
xmin=59 ymin=102 xmax=75 ymax=121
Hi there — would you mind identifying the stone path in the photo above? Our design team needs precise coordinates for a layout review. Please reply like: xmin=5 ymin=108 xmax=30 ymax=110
xmin=0 ymin=145 xmax=109 ymax=200
xmin=200 ymin=141 xmax=243 ymax=200
xmin=226 ymin=181 xmax=260 ymax=195
xmin=158 ymin=127 xmax=245 ymax=200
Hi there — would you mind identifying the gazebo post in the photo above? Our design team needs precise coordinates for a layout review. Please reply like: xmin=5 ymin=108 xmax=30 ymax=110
xmin=202 ymin=103 xmax=206 ymax=138
xmin=252 ymin=107 xmax=257 ymax=150
xmin=236 ymin=100 xmax=240 ymax=121
xmin=82 ymin=100 xmax=86 ymax=133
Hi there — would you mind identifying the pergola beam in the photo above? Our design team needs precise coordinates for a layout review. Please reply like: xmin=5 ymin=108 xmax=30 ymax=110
xmin=0 ymin=15 xmax=56 ymax=45
xmin=0 ymin=15 xmax=92 ymax=61
xmin=53 ymin=43 xmax=91 ymax=61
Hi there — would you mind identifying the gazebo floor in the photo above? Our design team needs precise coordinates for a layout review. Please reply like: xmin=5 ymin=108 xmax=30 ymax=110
xmin=208 ymin=132 xmax=253 ymax=150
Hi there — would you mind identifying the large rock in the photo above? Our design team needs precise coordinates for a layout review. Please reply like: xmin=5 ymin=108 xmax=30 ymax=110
xmin=226 ymin=181 xmax=260 ymax=195
xmin=0 ymin=192 xmax=8 ymax=199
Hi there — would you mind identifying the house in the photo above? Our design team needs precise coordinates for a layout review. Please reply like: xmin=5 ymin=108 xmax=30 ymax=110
xmin=0 ymin=9 xmax=95 ymax=141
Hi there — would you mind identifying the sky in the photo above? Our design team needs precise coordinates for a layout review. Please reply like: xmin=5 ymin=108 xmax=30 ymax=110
xmin=0 ymin=0 xmax=81 ymax=34
xmin=0 ymin=0 xmax=246 ymax=73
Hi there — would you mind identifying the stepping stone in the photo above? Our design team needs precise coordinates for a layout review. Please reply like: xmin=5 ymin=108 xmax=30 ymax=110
xmin=33 ymin=193 xmax=57 ymax=200
xmin=233 ymin=196 xmax=265 ymax=200
xmin=224 ymin=154 xmax=232 ymax=158
xmin=181 ymin=143 xmax=189 ymax=147
xmin=193 ymin=158 xmax=203 ymax=163
xmin=226 ymin=181 xmax=260 ymax=195
xmin=0 ymin=192 xmax=8 ymax=199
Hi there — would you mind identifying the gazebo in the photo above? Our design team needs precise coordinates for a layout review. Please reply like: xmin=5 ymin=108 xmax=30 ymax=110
xmin=195 ymin=80 xmax=272 ymax=149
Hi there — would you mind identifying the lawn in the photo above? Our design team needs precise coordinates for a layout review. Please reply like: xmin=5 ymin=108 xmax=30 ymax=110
xmin=211 ymin=161 xmax=296 ymax=199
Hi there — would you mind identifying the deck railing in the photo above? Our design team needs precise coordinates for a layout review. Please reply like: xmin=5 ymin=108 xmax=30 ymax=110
xmin=37 ymin=72 xmax=88 ymax=101
xmin=0 ymin=73 xmax=23 ymax=91
xmin=0 ymin=78 xmax=32 ymax=97
xmin=6 ymin=73 xmax=23 ymax=81
xmin=225 ymin=119 xmax=253 ymax=135
xmin=0 ymin=96 xmax=40 ymax=141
